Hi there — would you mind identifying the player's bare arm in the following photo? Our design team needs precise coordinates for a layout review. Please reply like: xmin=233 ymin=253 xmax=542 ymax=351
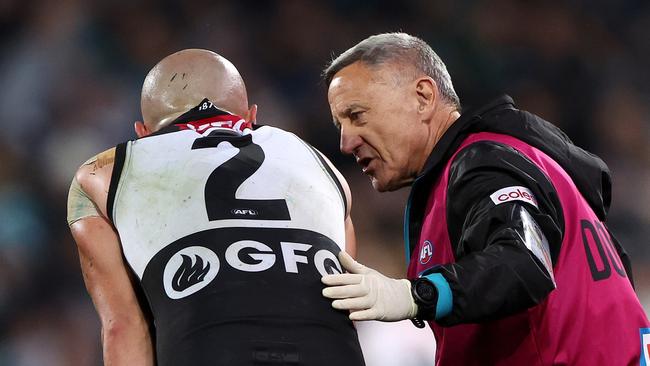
xmin=68 ymin=149 xmax=155 ymax=366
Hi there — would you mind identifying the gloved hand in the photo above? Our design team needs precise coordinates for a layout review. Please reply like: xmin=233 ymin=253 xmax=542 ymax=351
xmin=321 ymin=251 xmax=418 ymax=321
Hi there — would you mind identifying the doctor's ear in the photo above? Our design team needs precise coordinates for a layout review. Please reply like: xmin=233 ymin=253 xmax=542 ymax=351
xmin=415 ymin=78 xmax=437 ymax=112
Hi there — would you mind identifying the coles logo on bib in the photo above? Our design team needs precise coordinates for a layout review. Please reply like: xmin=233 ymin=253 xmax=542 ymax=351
xmin=489 ymin=186 xmax=538 ymax=209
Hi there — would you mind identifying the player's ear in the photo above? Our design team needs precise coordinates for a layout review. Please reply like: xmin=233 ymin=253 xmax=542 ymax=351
xmin=245 ymin=104 xmax=258 ymax=124
xmin=134 ymin=121 xmax=151 ymax=138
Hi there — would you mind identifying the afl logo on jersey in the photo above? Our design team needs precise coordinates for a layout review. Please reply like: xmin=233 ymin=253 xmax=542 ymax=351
xmin=163 ymin=246 xmax=220 ymax=299
xmin=420 ymin=240 xmax=434 ymax=265
xmin=230 ymin=208 xmax=259 ymax=217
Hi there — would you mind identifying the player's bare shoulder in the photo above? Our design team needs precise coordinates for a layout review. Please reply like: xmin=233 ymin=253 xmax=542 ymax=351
xmin=74 ymin=147 xmax=117 ymax=218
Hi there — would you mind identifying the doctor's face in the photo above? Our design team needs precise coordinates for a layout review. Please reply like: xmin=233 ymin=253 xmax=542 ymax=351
xmin=328 ymin=62 xmax=429 ymax=191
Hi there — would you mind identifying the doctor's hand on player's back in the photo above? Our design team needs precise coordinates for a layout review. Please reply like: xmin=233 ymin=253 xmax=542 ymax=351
xmin=67 ymin=49 xmax=366 ymax=366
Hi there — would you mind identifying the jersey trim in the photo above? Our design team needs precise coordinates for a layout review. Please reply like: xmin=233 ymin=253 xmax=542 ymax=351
xmin=106 ymin=142 xmax=128 ymax=223
xmin=403 ymin=177 xmax=419 ymax=265
xmin=302 ymin=143 xmax=348 ymax=216
xmin=421 ymin=272 xmax=453 ymax=320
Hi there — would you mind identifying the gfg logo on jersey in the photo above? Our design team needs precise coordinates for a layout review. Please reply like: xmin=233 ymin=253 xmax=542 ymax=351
xmin=489 ymin=186 xmax=538 ymax=208
xmin=163 ymin=246 xmax=220 ymax=299
xmin=163 ymin=241 xmax=343 ymax=299
xmin=420 ymin=240 xmax=434 ymax=264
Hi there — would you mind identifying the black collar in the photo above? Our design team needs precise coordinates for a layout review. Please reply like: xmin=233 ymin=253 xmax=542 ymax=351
xmin=144 ymin=98 xmax=243 ymax=138
xmin=418 ymin=95 xmax=515 ymax=179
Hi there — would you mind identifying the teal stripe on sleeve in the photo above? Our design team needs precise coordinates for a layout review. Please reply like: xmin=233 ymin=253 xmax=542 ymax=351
xmin=422 ymin=272 xmax=453 ymax=320
xmin=403 ymin=194 xmax=413 ymax=265
xmin=403 ymin=177 xmax=421 ymax=266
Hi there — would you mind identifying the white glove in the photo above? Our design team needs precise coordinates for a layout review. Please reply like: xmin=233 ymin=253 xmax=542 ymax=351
xmin=321 ymin=251 xmax=418 ymax=321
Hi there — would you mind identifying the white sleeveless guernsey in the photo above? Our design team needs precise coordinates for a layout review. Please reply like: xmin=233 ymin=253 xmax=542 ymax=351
xmin=106 ymin=121 xmax=364 ymax=366
xmin=110 ymin=125 xmax=346 ymax=279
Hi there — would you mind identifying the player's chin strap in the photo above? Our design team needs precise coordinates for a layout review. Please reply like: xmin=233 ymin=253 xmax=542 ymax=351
xmin=177 ymin=114 xmax=253 ymax=136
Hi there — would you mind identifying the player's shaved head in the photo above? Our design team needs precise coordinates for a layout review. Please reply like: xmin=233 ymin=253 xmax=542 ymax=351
xmin=141 ymin=49 xmax=249 ymax=131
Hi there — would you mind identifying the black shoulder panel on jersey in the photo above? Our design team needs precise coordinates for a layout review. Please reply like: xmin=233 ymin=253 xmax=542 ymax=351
xmin=447 ymin=140 xmax=564 ymax=262
xmin=106 ymin=142 xmax=128 ymax=223
xmin=303 ymin=143 xmax=348 ymax=216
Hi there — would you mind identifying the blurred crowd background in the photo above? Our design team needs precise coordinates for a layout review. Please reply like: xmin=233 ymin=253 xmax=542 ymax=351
xmin=0 ymin=0 xmax=648 ymax=365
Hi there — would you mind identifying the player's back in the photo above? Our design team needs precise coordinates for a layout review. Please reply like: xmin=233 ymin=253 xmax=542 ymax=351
xmin=107 ymin=108 xmax=364 ymax=365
